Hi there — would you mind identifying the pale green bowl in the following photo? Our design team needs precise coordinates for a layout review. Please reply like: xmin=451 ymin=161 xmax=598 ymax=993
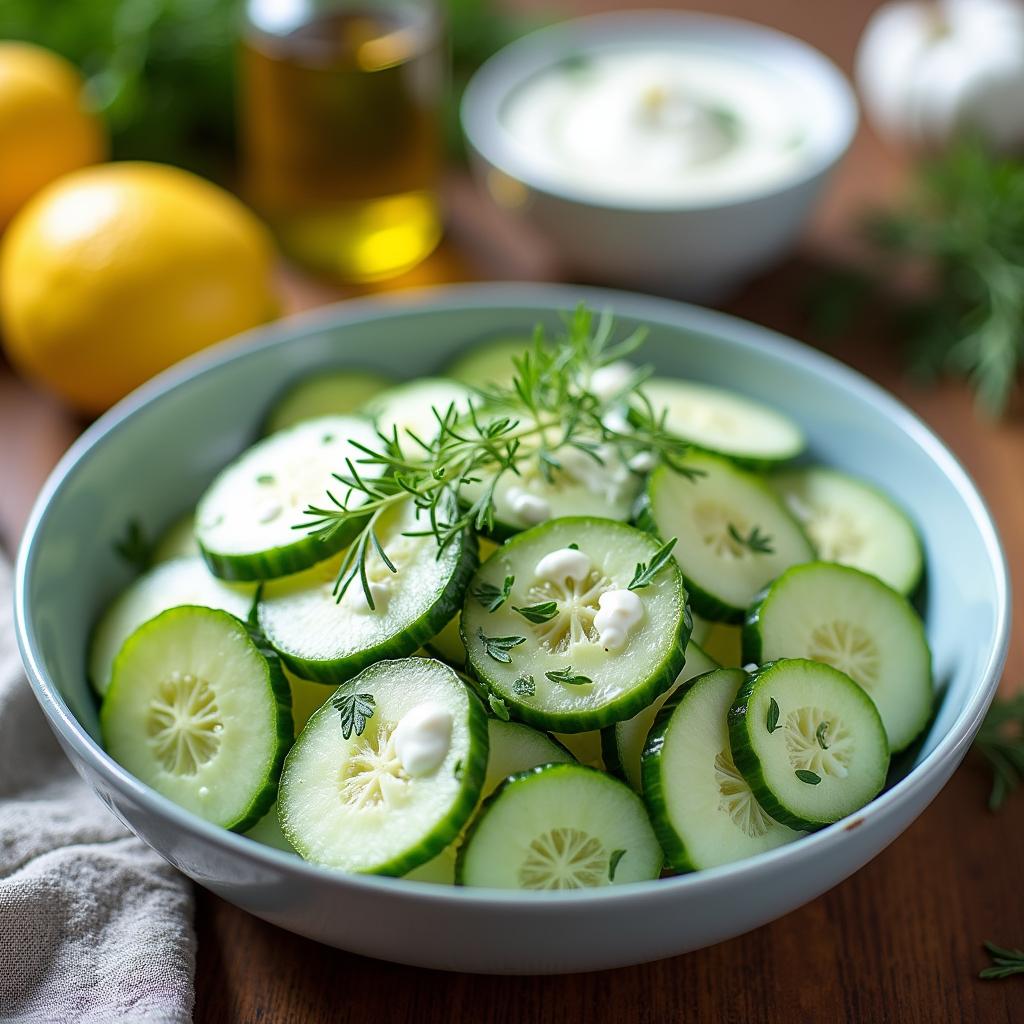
xmin=14 ymin=283 xmax=1009 ymax=973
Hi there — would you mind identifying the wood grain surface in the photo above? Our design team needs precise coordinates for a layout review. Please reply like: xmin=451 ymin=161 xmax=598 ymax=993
xmin=1 ymin=1 xmax=1023 ymax=1021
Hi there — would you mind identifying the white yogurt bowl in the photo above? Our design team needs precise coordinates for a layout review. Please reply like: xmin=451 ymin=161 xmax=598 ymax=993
xmin=461 ymin=12 xmax=858 ymax=299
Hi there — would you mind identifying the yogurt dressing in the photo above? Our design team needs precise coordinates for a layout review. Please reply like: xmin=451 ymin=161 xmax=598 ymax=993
xmin=392 ymin=702 xmax=453 ymax=777
xmin=502 ymin=48 xmax=808 ymax=203
xmin=593 ymin=588 xmax=645 ymax=651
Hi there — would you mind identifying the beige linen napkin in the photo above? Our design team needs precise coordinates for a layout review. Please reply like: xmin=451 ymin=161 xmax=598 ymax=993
xmin=0 ymin=556 xmax=196 ymax=1023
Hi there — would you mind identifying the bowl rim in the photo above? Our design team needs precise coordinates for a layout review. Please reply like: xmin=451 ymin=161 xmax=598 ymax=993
xmin=14 ymin=281 xmax=1009 ymax=908
xmin=460 ymin=10 xmax=860 ymax=213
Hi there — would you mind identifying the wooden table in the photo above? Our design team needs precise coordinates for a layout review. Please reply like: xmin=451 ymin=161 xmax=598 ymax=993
xmin=2 ymin=1 xmax=1023 ymax=1020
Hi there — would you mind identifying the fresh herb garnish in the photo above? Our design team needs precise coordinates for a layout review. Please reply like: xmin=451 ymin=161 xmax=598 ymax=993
xmin=488 ymin=693 xmax=511 ymax=721
xmin=545 ymin=666 xmax=592 ymax=686
xmin=113 ymin=519 xmax=154 ymax=574
xmin=512 ymin=674 xmax=536 ymax=696
xmin=256 ymin=473 xmax=275 ymax=485
xmin=727 ymin=523 xmax=775 ymax=556
xmin=513 ymin=601 xmax=558 ymax=624
xmin=474 ymin=575 xmax=514 ymax=612
xmin=816 ymin=721 xmax=830 ymax=750
xmin=453 ymin=758 xmax=464 ymax=780
xmin=973 ymin=693 xmax=1024 ymax=810
xmin=767 ymin=697 xmax=781 ymax=734
xmin=608 ymin=849 xmax=627 ymax=882
xmin=297 ymin=307 xmax=693 ymax=607
xmin=568 ymin=542 xmax=580 ymax=550
xmin=628 ymin=537 xmax=678 ymax=591
xmin=795 ymin=769 xmax=822 ymax=786
xmin=331 ymin=691 xmax=376 ymax=740
xmin=477 ymin=630 xmax=526 ymax=664
xmin=980 ymin=941 xmax=1024 ymax=980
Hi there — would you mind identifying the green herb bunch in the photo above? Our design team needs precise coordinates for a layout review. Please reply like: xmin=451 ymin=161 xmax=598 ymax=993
xmin=298 ymin=306 xmax=693 ymax=607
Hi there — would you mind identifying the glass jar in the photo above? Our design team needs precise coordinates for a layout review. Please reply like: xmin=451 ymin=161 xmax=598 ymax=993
xmin=241 ymin=0 xmax=445 ymax=282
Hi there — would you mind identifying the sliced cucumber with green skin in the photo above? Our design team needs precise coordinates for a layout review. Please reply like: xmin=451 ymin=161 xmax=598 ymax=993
xmin=196 ymin=415 xmax=385 ymax=581
xmin=264 ymin=370 xmax=391 ymax=434
xmin=279 ymin=658 xmax=489 ymax=875
xmin=456 ymin=763 xmax=663 ymax=889
xmin=728 ymin=659 xmax=890 ymax=831
xmin=260 ymin=498 xmax=477 ymax=684
xmin=461 ymin=517 xmax=690 ymax=733
xmin=638 ymin=378 xmax=805 ymax=468
xmin=404 ymin=719 xmax=573 ymax=885
xmin=771 ymin=466 xmax=924 ymax=595
xmin=460 ymin=444 xmax=642 ymax=541
xmin=639 ymin=454 xmax=814 ymax=623
xmin=642 ymin=668 xmax=800 ymax=870
xmin=152 ymin=512 xmax=199 ymax=564
xmin=743 ymin=562 xmax=932 ymax=752
xmin=89 ymin=557 xmax=257 ymax=696
xmin=444 ymin=336 xmax=532 ymax=387
xmin=101 ymin=606 xmax=292 ymax=832
xmin=361 ymin=378 xmax=473 ymax=446
xmin=607 ymin=640 xmax=719 ymax=792
xmin=690 ymin=612 xmax=712 ymax=645
xmin=245 ymin=801 xmax=296 ymax=853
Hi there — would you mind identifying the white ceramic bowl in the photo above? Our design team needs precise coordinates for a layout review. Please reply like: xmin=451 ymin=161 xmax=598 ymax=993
xmin=461 ymin=12 xmax=858 ymax=300
xmin=15 ymin=284 xmax=1008 ymax=973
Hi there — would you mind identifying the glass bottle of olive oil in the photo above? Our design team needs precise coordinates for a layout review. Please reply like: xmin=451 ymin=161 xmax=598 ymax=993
xmin=241 ymin=0 xmax=444 ymax=281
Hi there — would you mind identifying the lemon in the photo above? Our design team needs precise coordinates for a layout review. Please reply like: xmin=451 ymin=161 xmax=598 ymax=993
xmin=0 ymin=162 xmax=281 ymax=413
xmin=0 ymin=42 xmax=105 ymax=228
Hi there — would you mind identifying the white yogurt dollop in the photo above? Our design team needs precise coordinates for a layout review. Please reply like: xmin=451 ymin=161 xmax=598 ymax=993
xmin=593 ymin=589 xmax=645 ymax=651
xmin=589 ymin=361 xmax=635 ymax=401
xmin=506 ymin=485 xmax=552 ymax=525
xmin=535 ymin=547 xmax=593 ymax=586
xmin=392 ymin=702 xmax=453 ymax=778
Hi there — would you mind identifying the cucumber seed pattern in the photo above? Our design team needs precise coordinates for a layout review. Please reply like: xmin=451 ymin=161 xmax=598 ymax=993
xmin=694 ymin=502 xmax=759 ymax=560
xmin=714 ymin=749 xmax=773 ymax=837
xmin=147 ymin=672 xmax=223 ymax=775
xmin=807 ymin=621 xmax=881 ymax=691
xmin=518 ymin=827 xmax=608 ymax=889
xmin=784 ymin=707 xmax=854 ymax=779
xmin=339 ymin=723 xmax=409 ymax=809
xmin=526 ymin=567 xmax=614 ymax=653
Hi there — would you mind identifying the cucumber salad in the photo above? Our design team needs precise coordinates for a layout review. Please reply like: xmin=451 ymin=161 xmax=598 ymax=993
xmin=94 ymin=307 xmax=932 ymax=890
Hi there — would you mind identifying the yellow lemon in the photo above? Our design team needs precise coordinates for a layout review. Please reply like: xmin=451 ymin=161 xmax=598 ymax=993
xmin=0 ymin=42 xmax=105 ymax=228
xmin=0 ymin=162 xmax=281 ymax=413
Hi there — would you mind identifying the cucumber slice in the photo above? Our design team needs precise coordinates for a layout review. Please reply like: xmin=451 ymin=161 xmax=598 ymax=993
xmin=245 ymin=802 xmax=296 ymax=853
xmin=403 ymin=719 xmax=573 ymax=885
xmin=608 ymin=640 xmax=719 ymax=792
xmin=460 ymin=444 xmax=642 ymax=541
xmin=551 ymin=730 xmax=605 ymax=770
xmin=152 ymin=512 xmax=199 ymax=563
xmin=642 ymin=667 xmax=800 ymax=870
xmin=461 ymin=517 xmax=690 ymax=732
xmin=259 ymin=497 xmax=477 ymax=683
xmin=264 ymin=370 xmax=390 ymax=434
xmin=771 ymin=466 xmax=924 ymax=595
xmin=196 ymin=415 xmax=385 ymax=581
xmin=744 ymin=562 xmax=932 ymax=752
xmin=101 ymin=606 xmax=292 ymax=831
xmin=424 ymin=614 xmax=467 ymax=668
xmin=728 ymin=659 xmax=890 ymax=831
xmin=456 ymin=763 xmax=663 ymax=888
xmin=639 ymin=378 xmax=805 ymax=467
xmin=361 ymin=378 xmax=472 ymax=445
xmin=690 ymin=613 xmax=712 ymax=645
xmin=88 ymin=557 xmax=257 ymax=696
xmin=640 ymin=454 xmax=814 ymax=622
xmin=444 ymin=336 xmax=532 ymax=387
xmin=278 ymin=657 xmax=489 ymax=874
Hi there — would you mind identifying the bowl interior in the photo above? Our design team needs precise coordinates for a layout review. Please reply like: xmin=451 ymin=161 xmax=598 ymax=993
xmin=461 ymin=11 xmax=859 ymax=211
xmin=18 ymin=285 xmax=1006 ymax=869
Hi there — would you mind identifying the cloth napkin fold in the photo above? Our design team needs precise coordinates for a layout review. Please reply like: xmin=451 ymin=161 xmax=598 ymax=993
xmin=0 ymin=555 xmax=196 ymax=1024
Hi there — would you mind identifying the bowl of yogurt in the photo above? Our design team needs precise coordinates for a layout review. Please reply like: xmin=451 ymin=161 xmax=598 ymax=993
xmin=461 ymin=12 xmax=858 ymax=299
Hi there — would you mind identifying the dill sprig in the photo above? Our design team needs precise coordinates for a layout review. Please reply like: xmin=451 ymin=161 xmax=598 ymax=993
xmin=979 ymin=941 xmax=1024 ymax=980
xmin=973 ymin=693 xmax=1024 ymax=811
xmin=297 ymin=306 xmax=694 ymax=606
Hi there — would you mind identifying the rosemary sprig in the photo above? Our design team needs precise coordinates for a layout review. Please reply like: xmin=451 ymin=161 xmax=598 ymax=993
xmin=297 ymin=306 xmax=695 ymax=606
xmin=980 ymin=941 xmax=1024 ymax=980
xmin=628 ymin=538 xmax=678 ymax=591
xmin=728 ymin=523 xmax=774 ymax=555
xmin=973 ymin=693 xmax=1024 ymax=811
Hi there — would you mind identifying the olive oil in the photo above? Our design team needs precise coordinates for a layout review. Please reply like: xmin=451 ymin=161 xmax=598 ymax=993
xmin=241 ymin=2 xmax=444 ymax=281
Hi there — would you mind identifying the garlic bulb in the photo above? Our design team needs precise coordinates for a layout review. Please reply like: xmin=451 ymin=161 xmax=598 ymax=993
xmin=856 ymin=0 xmax=1024 ymax=150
